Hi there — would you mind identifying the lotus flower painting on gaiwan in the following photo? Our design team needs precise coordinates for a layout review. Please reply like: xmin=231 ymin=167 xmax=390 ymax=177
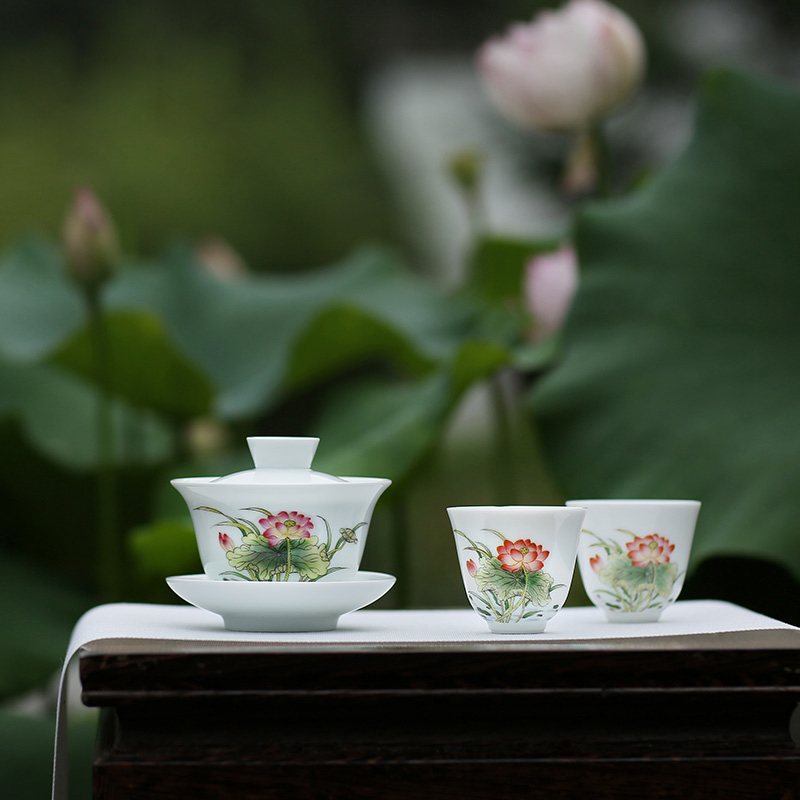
xmin=171 ymin=437 xmax=391 ymax=583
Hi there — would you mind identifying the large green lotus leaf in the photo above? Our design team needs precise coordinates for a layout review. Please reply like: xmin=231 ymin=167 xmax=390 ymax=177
xmin=0 ymin=355 xmax=173 ymax=468
xmin=313 ymin=341 xmax=511 ymax=482
xmin=531 ymin=69 xmax=800 ymax=578
xmin=0 ymin=239 xmax=213 ymax=418
xmin=109 ymin=245 xmax=471 ymax=419
xmin=469 ymin=234 xmax=560 ymax=306
xmin=128 ymin=518 xmax=200 ymax=580
xmin=0 ymin=238 xmax=84 ymax=361
xmin=0 ymin=238 xmax=470 ymax=416
xmin=285 ymin=304 xmax=431 ymax=391
xmin=51 ymin=310 xmax=215 ymax=418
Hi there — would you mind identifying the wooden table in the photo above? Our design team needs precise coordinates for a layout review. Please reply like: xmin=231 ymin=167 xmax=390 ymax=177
xmin=79 ymin=626 xmax=800 ymax=799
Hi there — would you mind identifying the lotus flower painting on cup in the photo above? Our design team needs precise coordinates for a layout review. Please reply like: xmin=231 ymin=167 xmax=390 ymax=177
xmin=583 ymin=529 xmax=681 ymax=614
xmin=454 ymin=529 xmax=564 ymax=624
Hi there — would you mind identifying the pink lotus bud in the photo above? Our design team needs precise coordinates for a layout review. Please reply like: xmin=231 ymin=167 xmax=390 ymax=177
xmin=523 ymin=244 xmax=579 ymax=339
xmin=185 ymin=418 xmax=229 ymax=459
xmin=477 ymin=0 xmax=645 ymax=132
xmin=466 ymin=559 xmax=478 ymax=578
xmin=218 ymin=532 xmax=235 ymax=552
xmin=194 ymin=237 xmax=248 ymax=282
xmin=590 ymin=554 xmax=604 ymax=574
xmin=62 ymin=187 xmax=120 ymax=289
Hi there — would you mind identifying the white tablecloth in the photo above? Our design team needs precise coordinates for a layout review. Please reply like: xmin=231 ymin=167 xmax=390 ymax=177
xmin=52 ymin=600 xmax=798 ymax=798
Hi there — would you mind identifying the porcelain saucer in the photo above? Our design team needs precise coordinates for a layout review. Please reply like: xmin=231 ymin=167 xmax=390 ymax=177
xmin=166 ymin=571 xmax=396 ymax=632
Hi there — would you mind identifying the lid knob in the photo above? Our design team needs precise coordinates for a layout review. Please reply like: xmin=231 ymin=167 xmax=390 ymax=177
xmin=247 ymin=437 xmax=319 ymax=470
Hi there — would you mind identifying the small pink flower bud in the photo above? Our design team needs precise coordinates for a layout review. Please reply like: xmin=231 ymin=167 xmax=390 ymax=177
xmin=62 ymin=187 xmax=120 ymax=289
xmin=466 ymin=559 xmax=478 ymax=578
xmin=219 ymin=532 xmax=235 ymax=552
xmin=477 ymin=0 xmax=646 ymax=133
xmin=194 ymin=237 xmax=248 ymax=282
xmin=523 ymin=244 xmax=579 ymax=339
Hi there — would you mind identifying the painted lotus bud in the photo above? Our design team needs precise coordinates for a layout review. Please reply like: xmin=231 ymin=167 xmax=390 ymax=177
xmin=524 ymin=244 xmax=579 ymax=339
xmin=339 ymin=527 xmax=358 ymax=544
xmin=62 ymin=187 xmax=120 ymax=289
xmin=466 ymin=559 xmax=478 ymax=578
xmin=477 ymin=0 xmax=645 ymax=132
xmin=219 ymin=532 xmax=235 ymax=552
xmin=589 ymin=554 xmax=604 ymax=573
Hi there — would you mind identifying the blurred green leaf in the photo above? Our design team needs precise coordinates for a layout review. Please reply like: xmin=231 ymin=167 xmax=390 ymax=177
xmin=0 ymin=711 xmax=95 ymax=800
xmin=0 ymin=553 xmax=90 ymax=699
xmin=0 ymin=238 xmax=83 ymax=362
xmin=128 ymin=518 xmax=200 ymax=580
xmin=286 ymin=304 xmax=432 ymax=392
xmin=0 ymin=240 xmax=478 ymax=467
xmin=0 ymin=356 xmax=173 ymax=469
xmin=314 ymin=341 xmax=512 ymax=482
xmin=52 ymin=310 xmax=215 ymax=418
xmin=110 ymin=245 xmax=471 ymax=419
xmin=511 ymin=336 xmax=561 ymax=373
xmin=531 ymin=69 xmax=800 ymax=579
xmin=469 ymin=235 xmax=560 ymax=306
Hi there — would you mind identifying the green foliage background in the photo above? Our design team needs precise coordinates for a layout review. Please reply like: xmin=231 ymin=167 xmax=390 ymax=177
xmin=533 ymin=70 xmax=800 ymax=581
xmin=1 ymin=3 xmax=800 ymax=798
xmin=0 ymin=2 xmax=390 ymax=270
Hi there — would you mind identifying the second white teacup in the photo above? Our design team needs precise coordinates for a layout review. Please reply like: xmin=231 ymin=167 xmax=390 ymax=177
xmin=448 ymin=505 xmax=585 ymax=634
xmin=567 ymin=499 xmax=701 ymax=623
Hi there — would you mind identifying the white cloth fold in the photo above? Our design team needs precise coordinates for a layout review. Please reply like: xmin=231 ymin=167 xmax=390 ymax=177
xmin=52 ymin=600 xmax=798 ymax=799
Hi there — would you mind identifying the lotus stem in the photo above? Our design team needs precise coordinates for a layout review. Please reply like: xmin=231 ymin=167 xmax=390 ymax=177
xmin=588 ymin=121 xmax=614 ymax=199
xmin=85 ymin=285 xmax=120 ymax=602
xmin=489 ymin=372 xmax=517 ymax=504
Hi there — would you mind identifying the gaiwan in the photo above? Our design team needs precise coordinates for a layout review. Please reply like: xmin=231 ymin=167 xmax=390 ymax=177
xmin=172 ymin=437 xmax=391 ymax=582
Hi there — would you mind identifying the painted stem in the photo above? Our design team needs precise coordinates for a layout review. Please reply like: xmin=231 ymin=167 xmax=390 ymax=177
xmin=285 ymin=540 xmax=292 ymax=581
xmin=517 ymin=569 xmax=531 ymax=623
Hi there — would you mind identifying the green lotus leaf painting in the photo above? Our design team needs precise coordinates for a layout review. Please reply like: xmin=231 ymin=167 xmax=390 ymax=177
xmin=531 ymin=69 xmax=800 ymax=580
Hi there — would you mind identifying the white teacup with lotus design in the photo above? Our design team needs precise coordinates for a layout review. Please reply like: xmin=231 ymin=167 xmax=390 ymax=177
xmin=567 ymin=499 xmax=701 ymax=623
xmin=171 ymin=437 xmax=391 ymax=582
xmin=448 ymin=505 xmax=585 ymax=634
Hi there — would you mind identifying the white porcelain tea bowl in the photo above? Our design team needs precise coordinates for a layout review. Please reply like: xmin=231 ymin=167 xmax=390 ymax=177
xmin=171 ymin=437 xmax=391 ymax=583
xmin=448 ymin=505 xmax=585 ymax=634
xmin=166 ymin=571 xmax=396 ymax=632
xmin=567 ymin=499 xmax=701 ymax=623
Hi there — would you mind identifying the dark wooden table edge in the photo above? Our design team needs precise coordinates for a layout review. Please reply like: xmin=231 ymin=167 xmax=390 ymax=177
xmin=78 ymin=626 xmax=800 ymax=657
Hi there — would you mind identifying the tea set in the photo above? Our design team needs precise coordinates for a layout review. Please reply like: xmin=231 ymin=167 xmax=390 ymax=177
xmin=168 ymin=436 xmax=701 ymax=633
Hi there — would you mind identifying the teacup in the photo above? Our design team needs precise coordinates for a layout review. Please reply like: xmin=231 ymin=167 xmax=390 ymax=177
xmin=448 ymin=505 xmax=585 ymax=634
xmin=567 ymin=499 xmax=701 ymax=622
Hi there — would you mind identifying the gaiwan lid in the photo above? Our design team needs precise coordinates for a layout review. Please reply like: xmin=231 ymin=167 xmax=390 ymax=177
xmin=212 ymin=437 xmax=346 ymax=485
